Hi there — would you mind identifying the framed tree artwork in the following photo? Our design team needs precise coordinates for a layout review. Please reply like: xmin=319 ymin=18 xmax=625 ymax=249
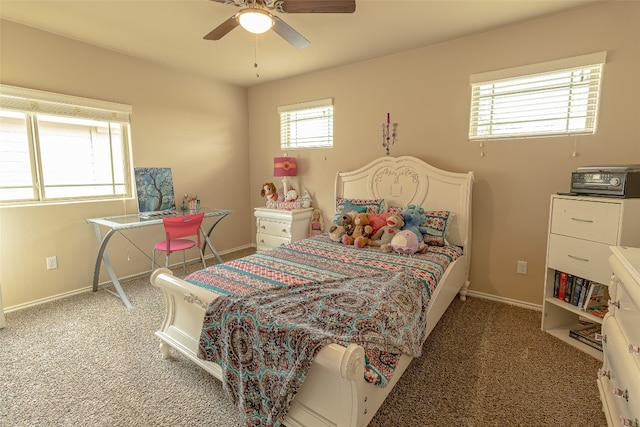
xmin=134 ymin=167 xmax=176 ymax=216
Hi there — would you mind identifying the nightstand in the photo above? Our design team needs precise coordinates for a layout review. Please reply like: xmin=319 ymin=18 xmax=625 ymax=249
xmin=254 ymin=207 xmax=313 ymax=252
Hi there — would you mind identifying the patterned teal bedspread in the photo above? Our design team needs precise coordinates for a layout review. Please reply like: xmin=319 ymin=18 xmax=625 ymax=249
xmin=198 ymin=269 xmax=430 ymax=427
xmin=186 ymin=234 xmax=462 ymax=300
xmin=188 ymin=234 xmax=462 ymax=425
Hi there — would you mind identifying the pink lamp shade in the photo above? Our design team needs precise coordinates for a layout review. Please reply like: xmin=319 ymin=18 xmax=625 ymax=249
xmin=273 ymin=157 xmax=297 ymax=177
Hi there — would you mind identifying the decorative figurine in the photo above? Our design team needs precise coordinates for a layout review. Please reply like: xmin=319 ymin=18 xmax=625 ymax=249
xmin=309 ymin=208 xmax=325 ymax=237
xmin=301 ymin=189 xmax=312 ymax=208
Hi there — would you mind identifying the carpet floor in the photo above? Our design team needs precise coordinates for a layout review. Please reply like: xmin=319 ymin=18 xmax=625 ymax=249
xmin=0 ymin=255 xmax=607 ymax=427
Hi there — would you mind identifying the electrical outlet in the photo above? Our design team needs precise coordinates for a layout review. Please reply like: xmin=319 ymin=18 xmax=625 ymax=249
xmin=517 ymin=260 xmax=528 ymax=275
xmin=46 ymin=256 xmax=58 ymax=270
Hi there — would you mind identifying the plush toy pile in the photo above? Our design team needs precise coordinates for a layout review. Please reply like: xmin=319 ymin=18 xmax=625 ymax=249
xmin=330 ymin=204 xmax=433 ymax=255
xmin=368 ymin=213 xmax=404 ymax=251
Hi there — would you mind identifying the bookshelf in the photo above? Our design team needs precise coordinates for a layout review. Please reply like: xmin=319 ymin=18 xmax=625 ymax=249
xmin=541 ymin=194 xmax=640 ymax=359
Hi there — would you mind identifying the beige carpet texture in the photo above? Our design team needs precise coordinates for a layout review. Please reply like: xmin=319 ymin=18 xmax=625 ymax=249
xmin=0 ymin=258 xmax=607 ymax=427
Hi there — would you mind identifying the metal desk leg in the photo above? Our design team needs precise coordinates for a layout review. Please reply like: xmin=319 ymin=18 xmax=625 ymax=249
xmin=92 ymin=223 xmax=133 ymax=309
xmin=200 ymin=214 xmax=229 ymax=264
xmin=200 ymin=225 xmax=223 ymax=264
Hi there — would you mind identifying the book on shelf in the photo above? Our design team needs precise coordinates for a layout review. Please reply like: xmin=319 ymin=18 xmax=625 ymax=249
xmin=564 ymin=274 xmax=575 ymax=304
xmin=553 ymin=270 xmax=561 ymax=298
xmin=580 ymin=281 xmax=609 ymax=318
xmin=577 ymin=279 xmax=590 ymax=308
xmin=585 ymin=306 xmax=609 ymax=318
xmin=569 ymin=323 xmax=602 ymax=352
xmin=571 ymin=277 xmax=582 ymax=306
xmin=558 ymin=271 xmax=568 ymax=301
xmin=583 ymin=282 xmax=607 ymax=309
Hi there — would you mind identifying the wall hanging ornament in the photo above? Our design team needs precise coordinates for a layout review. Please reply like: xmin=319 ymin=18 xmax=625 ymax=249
xmin=381 ymin=113 xmax=398 ymax=156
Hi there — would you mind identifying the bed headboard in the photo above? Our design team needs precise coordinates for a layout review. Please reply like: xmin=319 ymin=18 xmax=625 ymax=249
xmin=335 ymin=156 xmax=474 ymax=250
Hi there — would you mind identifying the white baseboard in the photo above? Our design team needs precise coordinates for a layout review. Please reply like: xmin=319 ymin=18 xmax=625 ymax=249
xmin=4 ymin=244 xmax=256 ymax=314
xmin=466 ymin=289 xmax=542 ymax=312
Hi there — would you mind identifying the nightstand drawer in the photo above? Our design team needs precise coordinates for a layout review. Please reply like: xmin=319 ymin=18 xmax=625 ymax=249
xmin=550 ymin=198 xmax=620 ymax=244
xmin=547 ymin=234 xmax=612 ymax=284
xmin=257 ymin=220 xmax=291 ymax=238
xmin=256 ymin=233 xmax=290 ymax=251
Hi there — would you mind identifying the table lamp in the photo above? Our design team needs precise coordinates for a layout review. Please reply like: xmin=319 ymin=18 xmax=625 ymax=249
xmin=273 ymin=156 xmax=297 ymax=198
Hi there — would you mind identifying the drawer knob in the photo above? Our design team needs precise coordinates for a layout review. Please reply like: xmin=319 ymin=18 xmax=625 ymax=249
xmin=608 ymin=299 xmax=620 ymax=308
xmin=619 ymin=416 xmax=639 ymax=427
xmin=598 ymin=368 xmax=611 ymax=379
xmin=260 ymin=239 xmax=264 ymax=243
xmin=281 ymin=228 xmax=287 ymax=233
xmin=612 ymin=387 xmax=629 ymax=401
xmin=261 ymin=225 xmax=266 ymax=229
xmin=629 ymin=344 xmax=640 ymax=355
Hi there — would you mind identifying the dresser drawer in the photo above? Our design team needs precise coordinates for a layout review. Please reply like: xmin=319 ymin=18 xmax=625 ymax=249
xmin=550 ymin=198 xmax=620 ymax=244
xmin=602 ymin=315 xmax=640 ymax=421
xmin=609 ymin=263 xmax=640 ymax=367
xmin=547 ymin=234 xmax=613 ymax=284
xmin=257 ymin=219 xmax=292 ymax=238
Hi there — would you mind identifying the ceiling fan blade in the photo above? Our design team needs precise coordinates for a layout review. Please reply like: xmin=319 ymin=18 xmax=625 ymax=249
xmin=279 ymin=0 xmax=355 ymax=13
xmin=203 ymin=13 xmax=240 ymax=40
xmin=272 ymin=16 xmax=310 ymax=49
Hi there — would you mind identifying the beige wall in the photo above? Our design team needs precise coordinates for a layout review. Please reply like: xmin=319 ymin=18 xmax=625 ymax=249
xmin=247 ymin=1 xmax=640 ymax=307
xmin=0 ymin=21 xmax=251 ymax=309
xmin=1 ymin=1 xmax=638 ymax=311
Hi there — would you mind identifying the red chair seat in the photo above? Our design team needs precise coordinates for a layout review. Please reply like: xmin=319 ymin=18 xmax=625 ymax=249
xmin=154 ymin=239 xmax=197 ymax=252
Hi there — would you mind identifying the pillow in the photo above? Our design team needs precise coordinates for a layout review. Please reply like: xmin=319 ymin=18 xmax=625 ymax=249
xmin=387 ymin=205 xmax=403 ymax=215
xmin=421 ymin=211 xmax=452 ymax=246
xmin=333 ymin=201 xmax=366 ymax=222
xmin=334 ymin=198 xmax=386 ymax=222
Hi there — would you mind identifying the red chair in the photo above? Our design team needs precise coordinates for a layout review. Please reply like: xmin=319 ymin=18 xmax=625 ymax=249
xmin=152 ymin=212 xmax=206 ymax=274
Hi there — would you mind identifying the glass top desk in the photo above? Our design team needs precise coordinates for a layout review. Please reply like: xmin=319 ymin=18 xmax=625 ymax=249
xmin=86 ymin=208 xmax=232 ymax=308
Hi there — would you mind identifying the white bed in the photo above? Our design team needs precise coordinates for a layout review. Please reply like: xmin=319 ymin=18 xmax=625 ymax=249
xmin=150 ymin=155 xmax=474 ymax=426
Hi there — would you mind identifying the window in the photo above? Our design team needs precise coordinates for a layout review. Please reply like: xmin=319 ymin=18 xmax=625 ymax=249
xmin=0 ymin=85 xmax=132 ymax=205
xmin=469 ymin=52 xmax=606 ymax=140
xmin=279 ymin=98 xmax=333 ymax=150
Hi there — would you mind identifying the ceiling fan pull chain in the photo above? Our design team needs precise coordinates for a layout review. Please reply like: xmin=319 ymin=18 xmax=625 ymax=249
xmin=254 ymin=35 xmax=260 ymax=78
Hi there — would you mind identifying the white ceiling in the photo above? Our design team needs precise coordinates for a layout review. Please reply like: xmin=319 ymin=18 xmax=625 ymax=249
xmin=0 ymin=0 xmax=602 ymax=88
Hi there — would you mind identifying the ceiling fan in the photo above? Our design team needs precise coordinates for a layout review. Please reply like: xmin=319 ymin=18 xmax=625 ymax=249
xmin=204 ymin=0 xmax=356 ymax=49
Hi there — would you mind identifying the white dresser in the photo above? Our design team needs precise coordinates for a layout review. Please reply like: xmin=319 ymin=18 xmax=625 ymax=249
xmin=254 ymin=207 xmax=313 ymax=252
xmin=541 ymin=195 xmax=640 ymax=359
xmin=598 ymin=246 xmax=640 ymax=427
xmin=0 ymin=283 xmax=5 ymax=328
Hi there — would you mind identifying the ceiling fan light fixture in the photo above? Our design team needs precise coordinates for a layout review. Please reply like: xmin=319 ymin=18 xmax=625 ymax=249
xmin=238 ymin=9 xmax=274 ymax=34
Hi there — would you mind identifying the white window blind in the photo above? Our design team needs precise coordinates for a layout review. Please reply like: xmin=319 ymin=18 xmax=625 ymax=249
xmin=279 ymin=98 xmax=333 ymax=149
xmin=0 ymin=84 xmax=133 ymax=205
xmin=469 ymin=52 xmax=606 ymax=140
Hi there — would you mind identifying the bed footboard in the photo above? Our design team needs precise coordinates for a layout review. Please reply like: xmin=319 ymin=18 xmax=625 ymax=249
xmin=150 ymin=268 xmax=369 ymax=427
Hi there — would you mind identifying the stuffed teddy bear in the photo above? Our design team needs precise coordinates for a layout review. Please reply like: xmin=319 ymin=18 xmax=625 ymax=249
xmin=368 ymin=213 xmax=404 ymax=251
xmin=389 ymin=230 xmax=425 ymax=255
xmin=328 ymin=212 xmax=355 ymax=242
xmin=342 ymin=212 xmax=373 ymax=248
xmin=402 ymin=204 xmax=428 ymax=242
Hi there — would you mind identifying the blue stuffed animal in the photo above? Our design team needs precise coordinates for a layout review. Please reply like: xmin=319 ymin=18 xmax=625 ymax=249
xmin=401 ymin=204 xmax=428 ymax=242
